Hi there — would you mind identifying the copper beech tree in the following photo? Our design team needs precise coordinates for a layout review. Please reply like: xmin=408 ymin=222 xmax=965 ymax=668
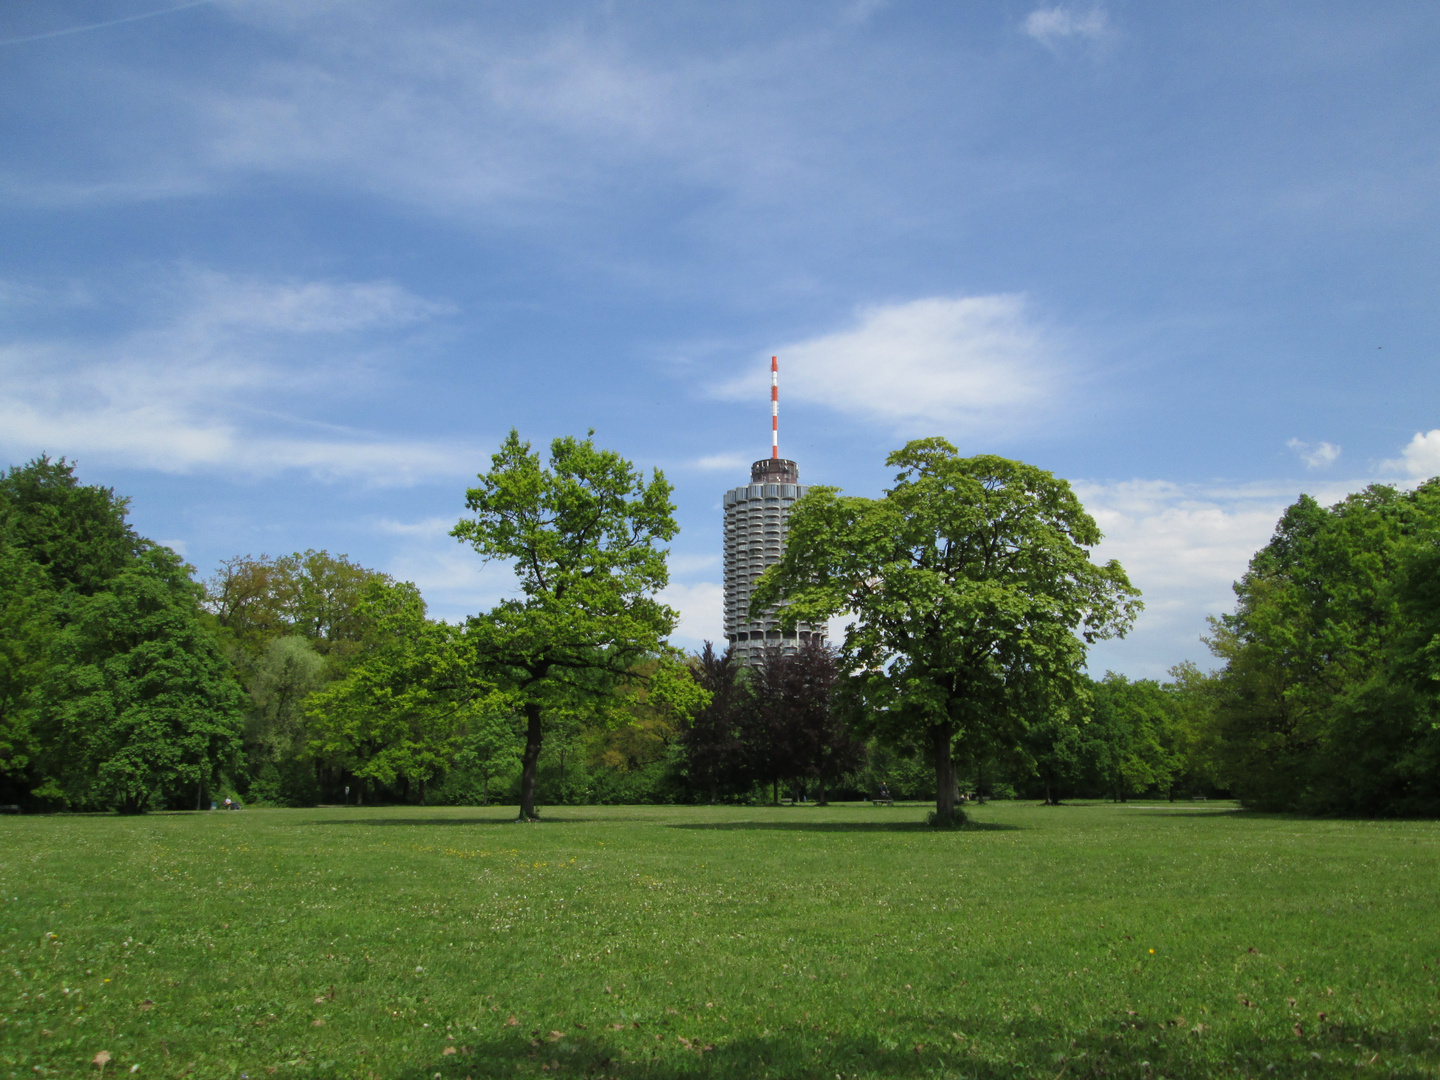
xmin=752 ymin=439 xmax=1141 ymax=824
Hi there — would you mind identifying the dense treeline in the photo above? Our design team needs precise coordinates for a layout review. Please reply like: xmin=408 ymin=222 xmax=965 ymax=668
xmin=1203 ymin=481 xmax=1440 ymax=814
xmin=3 ymin=448 xmax=1438 ymax=817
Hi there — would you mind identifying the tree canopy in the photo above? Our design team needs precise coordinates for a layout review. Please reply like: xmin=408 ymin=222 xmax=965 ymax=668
xmin=753 ymin=438 xmax=1141 ymax=823
xmin=452 ymin=429 xmax=689 ymax=820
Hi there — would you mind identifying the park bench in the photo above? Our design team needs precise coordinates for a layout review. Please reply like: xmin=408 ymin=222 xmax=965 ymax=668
xmin=0 ymin=804 xmax=20 ymax=814
xmin=870 ymin=796 xmax=893 ymax=806
xmin=1190 ymin=795 xmax=1208 ymax=801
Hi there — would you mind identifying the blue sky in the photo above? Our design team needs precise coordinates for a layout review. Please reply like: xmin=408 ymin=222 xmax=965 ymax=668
xmin=3 ymin=1 xmax=1438 ymax=676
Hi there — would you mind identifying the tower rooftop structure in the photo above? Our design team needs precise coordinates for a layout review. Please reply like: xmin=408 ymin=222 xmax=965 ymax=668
xmin=721 ymin=358 xmax=823 ymax=662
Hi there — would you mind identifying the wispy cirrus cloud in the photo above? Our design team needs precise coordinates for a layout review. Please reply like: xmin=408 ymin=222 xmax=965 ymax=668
xmin=714 ymin=294 xmax=1069 ymax=437
xmin=0 ymin=269 xmax=472 ymax=485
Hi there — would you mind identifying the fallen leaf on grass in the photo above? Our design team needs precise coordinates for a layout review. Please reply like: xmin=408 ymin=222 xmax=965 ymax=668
xmin=547 ymin=1030 xmax=564 ymax=1042
xmin=1293 ymin=1023 xmax=1303 ymax=1037
xmin=139 ymin=1000 xmax=153 ymax=1011
xmin=504 ymin=1014 xmax=518 ymax=1027
xmin=312 ymin=1019 xmax=324 ymax=1027
xmin=610 ymin=1023 xmax=625 ymax=1030
xmin=442 ymin=1047 xmax=457 ymax=1056
xmin=92 ymin=1050 xmax=111 ymax=1067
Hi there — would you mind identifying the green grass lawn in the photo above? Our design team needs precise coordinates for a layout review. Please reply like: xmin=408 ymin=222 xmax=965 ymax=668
xmin=3 ymin=801 xmax=1438 ymax=1080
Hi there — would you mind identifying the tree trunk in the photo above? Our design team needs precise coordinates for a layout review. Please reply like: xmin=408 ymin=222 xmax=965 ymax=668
xmin=1044 ymin=778 xmax=1054 ymax=807
xmin=975 ymin=758 xmax=985 ymax=805
xmin=932 ymin=723 xmax=958 ymax=823
xmin=817 ymin=776 xmax=828 ymax=806
xmin=196 ymin=779 xmax=203 ymax=812
xmin=519 ymin=702 xmax=544 ymax=820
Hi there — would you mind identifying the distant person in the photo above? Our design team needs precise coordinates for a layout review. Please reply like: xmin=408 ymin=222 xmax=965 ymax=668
xmin=879 ymin=782 xmax=890 ymax=800
xmin=223 ymin=797 xmax=232 ymax=811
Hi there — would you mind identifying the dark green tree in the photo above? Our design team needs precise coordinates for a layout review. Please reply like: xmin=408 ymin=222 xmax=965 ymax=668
xmin=452 ymin=430 xmax=691 ymax=820
xmin=0 ymin=538 xmax=55 ymax=798
xmin=32 ymin=546 xmax=245 ymax=813
xmin=0 ymin=456 xmax=140 ymax=598
xmin=1207 ymin=482 xmax=1440 ymax=810
xmin=680 ymin=643 xmax=747 ymax=803
xmin=753 ymin=439 xmax=1140 ymax=824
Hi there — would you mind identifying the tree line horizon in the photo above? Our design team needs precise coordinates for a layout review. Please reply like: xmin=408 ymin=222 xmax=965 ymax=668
xmin=2 ymin=431 xmax=1438 ymax=819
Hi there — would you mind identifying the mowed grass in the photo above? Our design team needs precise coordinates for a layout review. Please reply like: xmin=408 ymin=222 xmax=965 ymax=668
xmin=2 ymin=802 xmax=1439 ymax=1080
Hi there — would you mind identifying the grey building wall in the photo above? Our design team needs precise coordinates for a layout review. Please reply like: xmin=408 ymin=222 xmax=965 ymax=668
xmin=722 ymin=458 xmax=824 ymax=663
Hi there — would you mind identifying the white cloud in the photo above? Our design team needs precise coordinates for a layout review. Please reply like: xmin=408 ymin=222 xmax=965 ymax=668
xmin=657 ymin=580 xmax=725 ymax=648
xmin=691 ymin=453 xmax=749 ymax=472
xmin=1286 ymin=438 xmax=1341 ymax=469
xmin=1079 ymin=476 xmax=1389 ymax=678
xmin=714 ymin=295 xmax=1065 ymax=435
xmin=1381 ymin=430 xmax=1440 ymax=480
xmin=0 ymin=270 xmax=473 ymax=485
xmin=1023 ymin=6 xmax=1112 ymax=49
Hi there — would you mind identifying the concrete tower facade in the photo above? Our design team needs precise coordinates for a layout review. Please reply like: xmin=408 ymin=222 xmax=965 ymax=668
xmin=722 ymin=457 xmax=825 ymax=662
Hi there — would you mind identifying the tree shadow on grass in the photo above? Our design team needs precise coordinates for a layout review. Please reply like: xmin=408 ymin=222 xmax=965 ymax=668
xmin=666 ymin=819 xmax=1020 ymax=833
xmin=295 ymin=813 xmax=661 ymax=828
xmin=384 ymin=1013 xmax=1439 ymax=1080
xmin=1113 ymin=808 xmax=1250 ymax=818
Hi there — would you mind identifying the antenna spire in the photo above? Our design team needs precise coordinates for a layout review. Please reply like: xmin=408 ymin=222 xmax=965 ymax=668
xmin=770 ymin=355 xmax=779 ymax=459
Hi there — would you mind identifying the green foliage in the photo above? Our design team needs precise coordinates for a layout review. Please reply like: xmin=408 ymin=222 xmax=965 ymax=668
xmin=32 ymin=545 xmax=246 ymax=813
xmin=452 ymin=429 xmax=686 ymax=819
xmin=1208 ymin=481 xmax=1440 ymax=812
xmin=0 ymin=455 xmax=140 ymax=596
xmin=0 ymin=537 xmax=55 ymax=788
xmin=204 ymin=549 xmax=394 ymax=666
xmin=306 ymin=580 xmax=495 ymax=795
xmin=0 ymin=458 xmax=244 ymax=812
xmin=754 ymin=439 xmax=1141 ymax=820
xmin=1088 ymin=673 xmax=1183 ymax=801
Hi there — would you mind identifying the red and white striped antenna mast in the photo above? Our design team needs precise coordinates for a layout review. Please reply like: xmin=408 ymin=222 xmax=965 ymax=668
xmin=770 ymin=355 xmax=779 ymax=459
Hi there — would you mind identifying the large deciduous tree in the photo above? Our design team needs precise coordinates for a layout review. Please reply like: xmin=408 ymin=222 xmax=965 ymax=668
xmin=1207 ymin=481 xmax=1440 ymax=812
xmin=32 ymin=546 xmax=245 ymax=813
xmin=752 ymin=439 xmax=1140 ymax=824
xmin=452 ymin=430 xmax=686 ymax=821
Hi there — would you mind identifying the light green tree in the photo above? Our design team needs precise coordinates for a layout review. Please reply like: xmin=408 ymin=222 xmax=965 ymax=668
xmin=306 ymin=581 xmax=485 ymax=801
xmin=753 ymin=439 xmax=1140 ymax=824
xmin=452 ymin=429 xmax=694 ymax=821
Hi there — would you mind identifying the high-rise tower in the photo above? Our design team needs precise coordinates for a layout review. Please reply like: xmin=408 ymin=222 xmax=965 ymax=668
xmin=722 ymin=356 xmax=824 ymax=662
